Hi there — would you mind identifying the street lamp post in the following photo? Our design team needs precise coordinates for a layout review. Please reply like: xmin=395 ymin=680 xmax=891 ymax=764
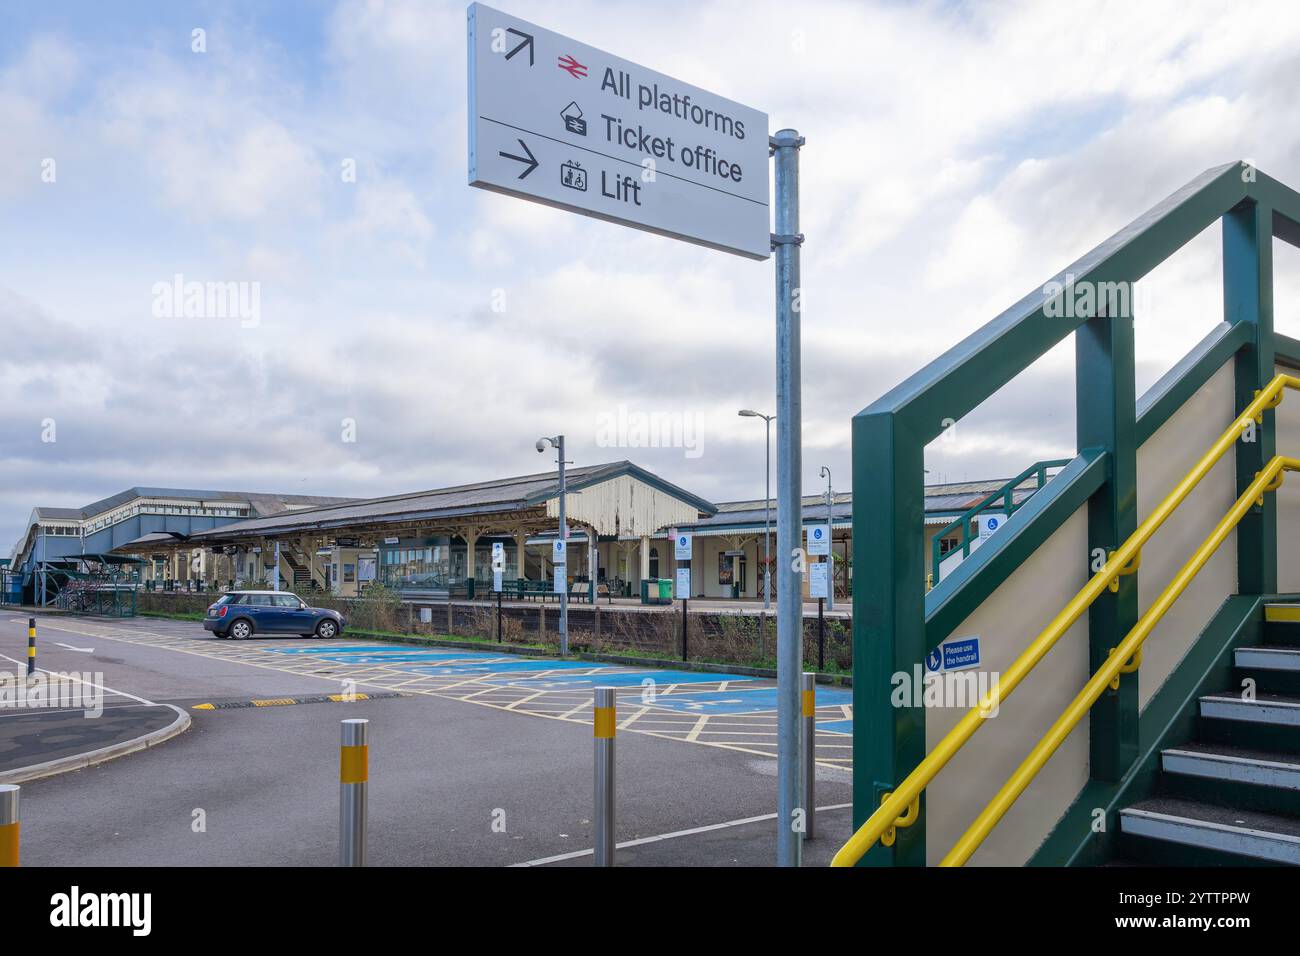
xmin=536 ymin=434 xmax=569 ymax=654
xmin=738 ymin=409 xmax=774 ymax=609
xmin=820 ymin=465 xmax=833 ymax=611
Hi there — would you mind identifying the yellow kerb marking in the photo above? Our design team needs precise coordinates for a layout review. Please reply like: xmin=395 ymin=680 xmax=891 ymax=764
xmin=193 ymin=703 xmax=215 ymax=710
xmin=593 ymin=706 xmax=616 ymax=739
xmin=1265 ymin=604 xmax=1300 ymax=623
xmin=329 ymin=693 xmax=369 ymax=702
xmin=252 ymin=698 xmax=296 ymax=707
xmin=0 ymin=822 xmax=18 ymax=867
xmin=340 ymin=744 xmax=368 ymax=784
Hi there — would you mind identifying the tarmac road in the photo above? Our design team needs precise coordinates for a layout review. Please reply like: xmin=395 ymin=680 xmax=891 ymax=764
xmin=0 ymin=613 xmax=852 ymax=866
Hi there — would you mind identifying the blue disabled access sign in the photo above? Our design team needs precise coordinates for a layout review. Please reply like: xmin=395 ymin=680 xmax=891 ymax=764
xmin=925 ymin=636 xmax=981 ymax=673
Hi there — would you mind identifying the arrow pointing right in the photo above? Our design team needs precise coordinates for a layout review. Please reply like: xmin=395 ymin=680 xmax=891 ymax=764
xmin=498 ymin=138 xmax=539 ymax=179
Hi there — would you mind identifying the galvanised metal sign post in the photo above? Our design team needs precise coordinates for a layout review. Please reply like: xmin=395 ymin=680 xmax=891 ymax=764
xmin=772 ymin=129 xmax=804 ymax=868
xmin=468 ymin=3 xmax=805 ymax=867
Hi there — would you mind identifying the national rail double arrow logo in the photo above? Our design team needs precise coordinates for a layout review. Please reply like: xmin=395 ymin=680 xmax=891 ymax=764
xmin=498 ymin=138 xmax=539 ymax=179
xmin=557 ymin=53 xmax=587 ymax=79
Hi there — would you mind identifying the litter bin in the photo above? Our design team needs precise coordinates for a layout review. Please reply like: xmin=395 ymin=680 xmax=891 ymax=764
xmin=465 ymin=578 xmax=476 ymax=600
xmin=658 ymin=579 xmax=673 ymax=604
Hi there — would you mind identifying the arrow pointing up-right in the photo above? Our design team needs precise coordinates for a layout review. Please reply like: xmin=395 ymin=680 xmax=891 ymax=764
xmin=504 ymin=27 xmax=534 ymax=66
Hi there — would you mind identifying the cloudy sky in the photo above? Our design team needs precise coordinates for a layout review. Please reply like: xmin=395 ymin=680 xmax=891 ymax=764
xmin=3 ymin=0 xmax=1300 ymax=550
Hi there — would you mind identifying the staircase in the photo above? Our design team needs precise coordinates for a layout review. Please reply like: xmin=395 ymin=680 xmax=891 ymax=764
xmin=1117 ymin=602 xmax=1300 ymax=865
xmin=281 ymin=550 xmax=312 ymax=590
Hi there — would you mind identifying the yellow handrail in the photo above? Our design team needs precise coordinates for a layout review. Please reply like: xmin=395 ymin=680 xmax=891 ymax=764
xmin=831 ymin=372 xmax=1300 ymax=868
xmin=942 ymin=454 xmax=1300 ymax=865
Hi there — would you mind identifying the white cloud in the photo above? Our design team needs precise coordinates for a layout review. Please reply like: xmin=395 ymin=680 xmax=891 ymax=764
xmin=5 ymin=0 xmax=1300 ymax=545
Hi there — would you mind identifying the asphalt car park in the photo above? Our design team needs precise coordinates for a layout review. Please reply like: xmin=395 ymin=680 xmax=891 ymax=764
xmin=0 ymin=613 xmax=854 ymax=866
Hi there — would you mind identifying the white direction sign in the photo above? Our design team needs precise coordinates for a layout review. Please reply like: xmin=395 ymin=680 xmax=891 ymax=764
xmin=467 ymin=3 xmax=770 ymax=259
xmin=675 ymin=567 xmax=692 ymax=600
xmin=809 ymin=560 xmax=829 ymax=599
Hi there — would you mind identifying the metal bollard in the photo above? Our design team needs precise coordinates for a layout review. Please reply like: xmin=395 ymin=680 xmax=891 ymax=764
xmin=27 ymin=618 xmax=36 ymax=677
xmin=801 ymin=672 xmax=816 ymax=840
xmin=593 ymin=687 xmax=616 ymax=866
xmin=0 ymin=784 xmax=18 ymax=867
xmin=339 ymin=718 xmax=368 ymax=866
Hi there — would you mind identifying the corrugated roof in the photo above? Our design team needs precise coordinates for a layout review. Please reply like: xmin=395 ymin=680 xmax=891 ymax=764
xmin=681 ymin=474 xmax=1054 ymax=532
xmin=40 ymin=487 xmax=358 ymax=521
xmin=34 ymin=507 xmax=83 ymax=520
xmin=185 ymin=461 xmax=716 ymax=543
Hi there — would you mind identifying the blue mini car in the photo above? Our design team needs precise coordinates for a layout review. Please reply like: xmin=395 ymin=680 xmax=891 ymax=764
xmin=203 ymin=590 xmax=345 ymax=640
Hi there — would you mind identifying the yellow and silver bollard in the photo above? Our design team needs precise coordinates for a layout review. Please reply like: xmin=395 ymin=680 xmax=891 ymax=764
xmin=0 ymin=784 xmax=18 ymax=867
xmin=801 ymin=672 xmax=816 ymax=841
xmin=27 ymin=617 xmax=36 ymax=677
xmin=339 ymin=718 xmax=368 ymax=867
xmin=593 ymin=686 xmax=616 ymax=866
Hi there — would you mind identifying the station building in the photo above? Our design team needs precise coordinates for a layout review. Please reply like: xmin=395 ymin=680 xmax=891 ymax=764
xmin=5 ymin=460 xmax=1062 ymax=605
xmin=5 ymin=487 xmax=355 ymax=605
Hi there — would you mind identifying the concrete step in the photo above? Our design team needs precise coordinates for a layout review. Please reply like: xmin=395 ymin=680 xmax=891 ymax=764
xmin=1120 ymin=797 xmax=1300 ymax=865
xmin=1199 ymin=692 xmax=1300 ymax=726
xmin=1198 ymin=693 xmax=1300 ymax=753
xmin=1162 ymin=742 xmax=1300 ymax=790
xmin=1264 ymin=603 xmax=1300 ymax=647
xmin=1236 ymin=646 xmax=1300 ymax=671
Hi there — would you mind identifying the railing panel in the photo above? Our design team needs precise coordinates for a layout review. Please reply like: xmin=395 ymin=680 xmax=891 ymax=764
xmin=1134 ymin=360 xmax=1240 ymax=709
xmin=923 ymin=503 xmax=1091 ymax=866
xmin=1275 ymin=364 xmax=1300 ymax=591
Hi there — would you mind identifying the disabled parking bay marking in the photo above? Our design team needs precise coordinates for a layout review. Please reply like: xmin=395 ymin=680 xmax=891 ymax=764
xmin=11 ymin=617 xmax=852 ymax=768
xmin=616 ymin=684 xmax=854 ymax=717
xmin=483 ymin=669 xmax=756 ymax=690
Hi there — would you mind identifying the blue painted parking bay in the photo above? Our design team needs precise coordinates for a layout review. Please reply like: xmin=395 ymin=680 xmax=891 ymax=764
xmin=817 ymin=718 xmax=853 ymax=735
xmin=266 ymin=646 xmax=510 ymax=664
xmin=267 ymin=647 xmax=418 ymax=655
xmin=316 ymin=653 xmax=531 ymax=665
xmin=399 ymin=659 xmax=600 ymax=676
xmin=258 ymin=643 xmax=853 ymax=721
xmin=483 ymin=669 xmax=752 ymax=691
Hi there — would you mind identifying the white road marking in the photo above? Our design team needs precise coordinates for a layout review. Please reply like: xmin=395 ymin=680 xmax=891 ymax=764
xmin=0 ymin=650 xmax=162 ymax=712
xmin=511 ymin=803 xmax=853 ymax=866
xmin=54 ymin=642 xmax=94 ymax=653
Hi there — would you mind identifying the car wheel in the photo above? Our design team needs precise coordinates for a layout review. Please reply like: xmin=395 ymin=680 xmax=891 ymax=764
xmin=315 ymin=619 xmax=338 ymax=639
xmin=229 ymin=619 xmax=253 ymax=640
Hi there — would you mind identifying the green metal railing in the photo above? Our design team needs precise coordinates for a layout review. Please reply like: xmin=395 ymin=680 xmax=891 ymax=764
xmin=850 ymin=161 xmax=1300 ymax=866
xmin=929 ymin=460 xmax=1069 ymax=586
